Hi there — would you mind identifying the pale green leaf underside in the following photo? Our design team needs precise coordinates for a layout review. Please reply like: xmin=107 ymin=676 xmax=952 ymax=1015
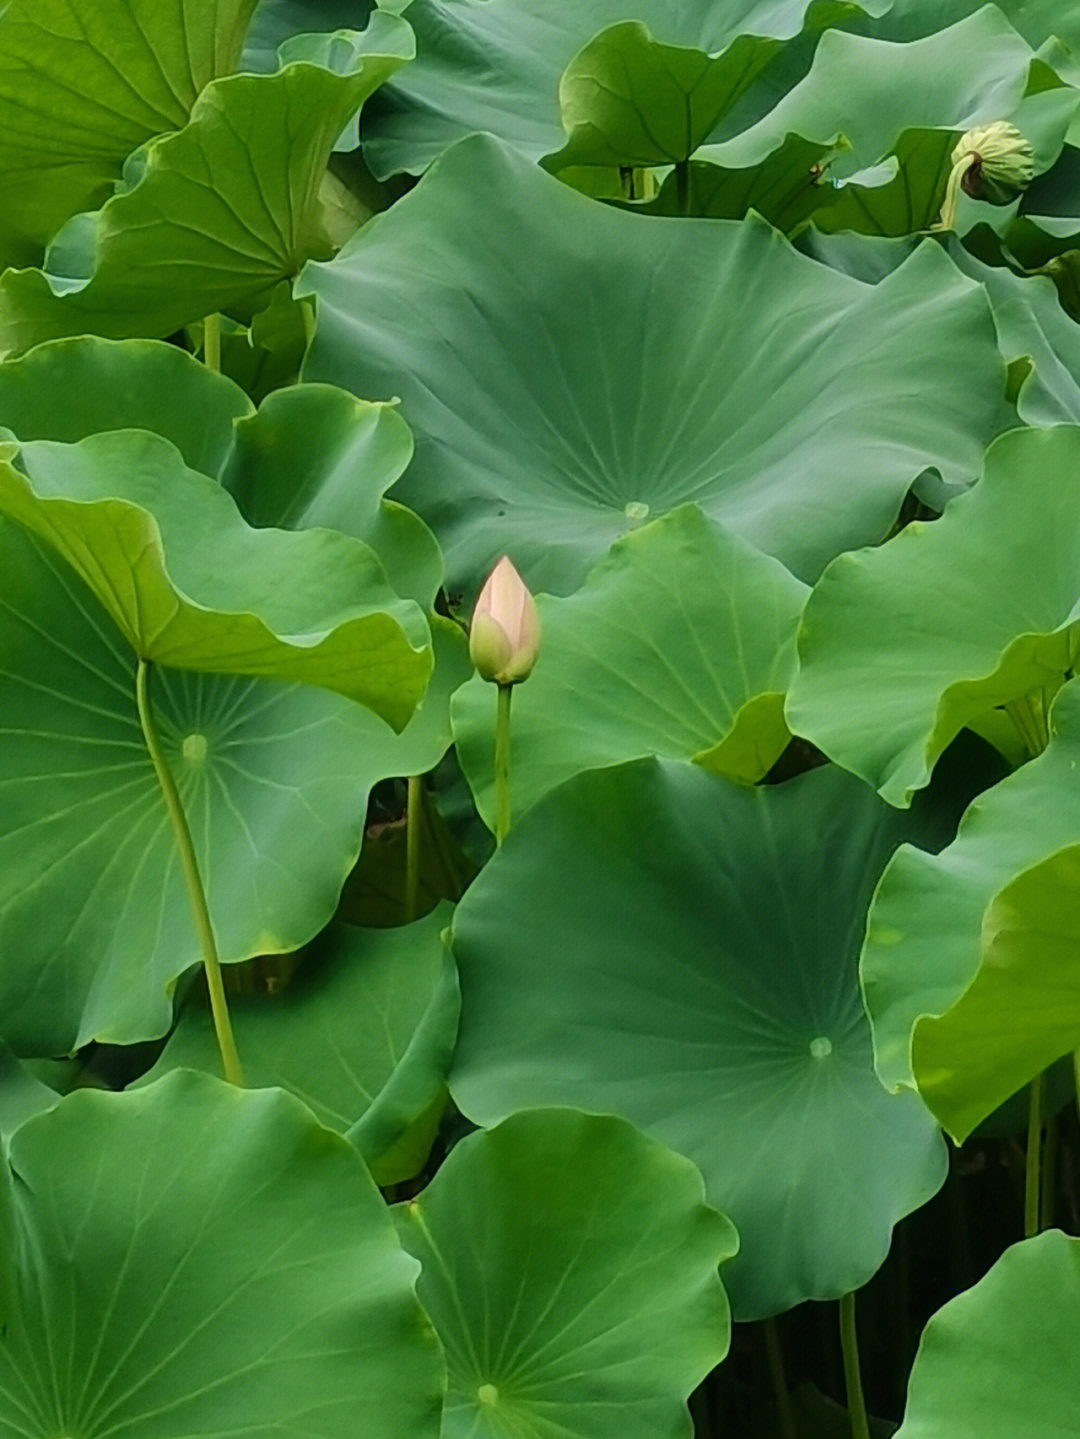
xmin=451 ymin=759 xmax=952 ymax=1318
xmin=0 ymin=14 xmax=415 ymax=355
xmin=397 ymin=1108 xmax=735 ymax=1439
xmin=862 ymin=679 xmax=1080 ymax=1097
xmin=452 ymin=506 xmax=807 ymax=830
xmin=913 ymin=842 xmax=1080 ymax=1140
xmin=0 ymin=1072 xmax=444 ymax=1438
xmin=0 ymin=0 xmax=259 ymax=267
xmin=897 ymin=1231 xmax=1080 ymax=1438
xmin=0 ymin=429 xmax=432 ymax=727
xmin=789 ymin=426 xmax=1080 ymax=807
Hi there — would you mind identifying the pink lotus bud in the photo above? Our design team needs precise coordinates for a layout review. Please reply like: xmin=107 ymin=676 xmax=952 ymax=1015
xmin=469 ymin=556 xmax=541 ymax=685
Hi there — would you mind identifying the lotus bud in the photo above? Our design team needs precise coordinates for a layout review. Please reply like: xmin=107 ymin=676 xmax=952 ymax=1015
xmin=469 ymin=556 xmax=541 ymax=685
xmin=937 ymin=121 xmax=1035 ymax=231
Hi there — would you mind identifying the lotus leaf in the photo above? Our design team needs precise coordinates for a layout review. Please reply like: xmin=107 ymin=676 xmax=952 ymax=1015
xmin=300 ymin=133 xmax=1004 ymax=595
xmin=0 ymin=14 xmax=415 ymax=355
xmin=789 ymin=426 xmax=1080 ymax=806
xmin=452 ymin=505 xmax=807 ymax=829
xmin=0 ymin=1070 xmax=444 ymax=1437
xmin=862 ymin=678 xmax=1080 ymax=1097
xmin=896 ymin=1231 xmax=1080 ymax=1438
xmin=396 ymin=1107 xmax=736 ymax=1438
xmin=141 ymin=905 xmax=459 ymax=1183
xmin=0 ymin=0 xmax=259 ymax=269
xmin=449 ymin=757 xmax=975 ymax=1317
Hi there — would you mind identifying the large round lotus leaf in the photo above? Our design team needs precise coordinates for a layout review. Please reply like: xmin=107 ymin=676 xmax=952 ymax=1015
xmin=789 ymin=426 xmax=1080 ymax=807
xmin=0 ymin=430 xmax=432 ymax=725
xmin=0 ymin=513 xmax=459 ymax=1057
xmin=896 ymin=1231 xmax=1080 ymax=1439
xmin=141 ymin=906 xmax=459 ymax=1183
xmin=0 ymin=337 xmax=254 ymax=474
xmin=861 ymin=678 xmax=1080 ymax=1099
xmin=396 ymin=1108 xmax=735 ymax=1439
xmin=0 ymin=1070 xmax=444 ymax=1438
xmin=450 ymin=757 xmax=967 ymax=1319
xmin=358 ymin=0 xmax=889 ymax=177
xmin=452 ymin=505 xmax=808 ymax=830
xmin=0 ymin=0 xmax=258 ymax=270
xmin=0 ymin=15 xmax=414 ymax=357
xmin=911 ymin=844 xmax=1080 ymax=1141
xmin=300 ymin=133 xmax=1003 ymax=595
xmin=710 ymin=9 xmax=1048 ymax=174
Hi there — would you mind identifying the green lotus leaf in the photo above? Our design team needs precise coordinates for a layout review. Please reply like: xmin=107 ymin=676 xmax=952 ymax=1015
xmin=709 ymin=9 xmax=1052 ymax=176
xmin=631 ymin=133 xmax=845 ymax=228
xmin=0 ymin=0 xmax=259 ymax=270
xmin=796 ymin=223 xmax=1080 ymax=426
xmin=242 ymin=0 xmax=382 ymax=72
xmin=873 ymin=0 xmax=1080 ymax=55
xmin=396 ymin=1108 xmax=735 ymax=1438
xmin=360 ymin=0 xmax=893 ymax=177
xmin=788 ymin=426 xmax=1080 ymax=807
xmin=545 ymin=21 xmax=781 ymax=172
xmin=221 ymin=381 xmax=443 ymax=607
xmin=896 ymin=1231 xmax=1080 ymax=1438
xmin=300 ymin=133 xmax=1003 ymax=595
xmin=0 ymin=335 xmax=254 ymax=474
xmin=448 ymin=757 xmax=974 ymax=1318
xmin=861 ymin=679 xmax=1080 ymax=1098
xmin=141 ymin=906 xmax=459 ymax=1183
xmin=452 ymin=506 xmax=807 ymax=831
xmin=0 ymin=504 xmax=458 ymax=1056
xmin=0 ymin=1043 xmax=59 ymax=1144
xmin=910 ymin=843 xmax=1080 ymax=1140
xmin=0 ymin=429 xmax=432 ymax=724
xmin=0 ymin=1071 xmax=444 ymax=1438
xmin=0 ymin=13 xmax=415 ymax=356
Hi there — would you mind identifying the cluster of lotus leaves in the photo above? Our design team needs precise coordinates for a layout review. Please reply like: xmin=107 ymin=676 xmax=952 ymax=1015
xmin=6 ymin=0 xmax=1080 ymax=1432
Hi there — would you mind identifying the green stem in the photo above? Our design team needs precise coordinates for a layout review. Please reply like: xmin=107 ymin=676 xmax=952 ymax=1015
xmin=1042 ymin=1109 xmax=1058 ymax=1231
xmin=405 ymin=774 xmax=422 ymax=923
xmin=674 ymin=159 xmax=691 ymax=215
xmin=136 ymin=659 xmax=243 ymax=1086
xmin=764 ymin=1319 xmax=798 ymax=1439
xmin=839 ymin=1292 xmax=871 ymax=1439
xmin=202 ymin=312 xmax=221 ymax=372
xmin=495 ymin=682 xmax=513 ymax=846
xmin=1025 ymin=1070 xmax=1044 ymax=1237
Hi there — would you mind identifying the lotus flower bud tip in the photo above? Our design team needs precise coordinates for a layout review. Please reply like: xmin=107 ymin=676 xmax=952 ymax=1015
xmin=469 ymin=556 xmax=541 ymax=685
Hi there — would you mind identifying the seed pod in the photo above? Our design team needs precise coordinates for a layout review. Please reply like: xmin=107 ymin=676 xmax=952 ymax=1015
xmin=937 ymin=120 xmax=1035 ymax=231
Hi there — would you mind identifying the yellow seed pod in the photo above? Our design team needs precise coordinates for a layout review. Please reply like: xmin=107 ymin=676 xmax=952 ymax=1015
xmin=937 ymin=120 xmax=1035 ymax=231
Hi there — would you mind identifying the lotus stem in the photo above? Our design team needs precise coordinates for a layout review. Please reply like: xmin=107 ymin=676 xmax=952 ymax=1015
xmin=764 ymin=1318 xmax=798 ymax=1439
xmin=136 ymin=658 xmax=243 ymax=1087
xmin=674 ymin=160 xmax=691 ymax=215
xmin=202 ymin=312 xmax=221 ymax=372
xmin=405 ymin=774 xmax=422 ymax=922
xmin=495 ymin=682 xmax=513 ymax=845
xmin=1025 ymin=1070 xmax=1044 ymax=1237
xmin=839 ymin=1291 xmax=871 ymax=1439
